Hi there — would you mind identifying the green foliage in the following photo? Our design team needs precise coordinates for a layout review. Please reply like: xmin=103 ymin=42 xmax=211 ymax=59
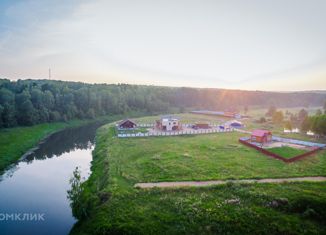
xmin=67 ymin=167 xmax=91 ymax=219
xmin=284 ymin=120 xmax=292 ymax=130
xmin=301 ymin=116 xmax=311 ymax=133
xmin=1 ymin=79 xmax=325 ymax=128
xmin=272 ymin=110 xmax=284 ymax=124
xmin=266 ymin=105 xmax=277 ymax=116
xmin=309 ymin=114 xmax=326 ymax=136
xmin=258 ymin=117 xmax=267 ymax=123
xmin=316 ymin=109 xmax=322 ymax=116
xmin=298 ymin=109 xmax=308 ymax=122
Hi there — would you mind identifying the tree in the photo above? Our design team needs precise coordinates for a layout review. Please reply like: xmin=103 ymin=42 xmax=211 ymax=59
xmin=272 ymin=111 xmax=284 ymax=124
xmin=1 ymin=79 xmax=326 ymax=129
xmin=316 ymin=109 xmax=322 ymax=116
xmin=301 ymin=116 xmax=311 ymax=133
xmin=298 ymin=109 xmax=308 ymax=122
xmin=2 ymin=103 xmax=16 ymax=127
xmin=67 ymin=167 xmax=88 ymax=219
xmin=310 ymin=114 xmax=326 ymax=136
xmin=284 ymin=120 xmax=292 ymax=130
xmin=258 ymin=117 xmax=266 ymax=123
xmin=86 ymin=108 xmax=95 ymax=119
xmin=49 ymin=111 xmax=61 ymax=122
xmin=0 ymin=104 xmax=3 ymax=128
xmin=266 ymin=105 xmax=276 ymax=117
xmin=17 ymin=100 xmax=38 ymax=125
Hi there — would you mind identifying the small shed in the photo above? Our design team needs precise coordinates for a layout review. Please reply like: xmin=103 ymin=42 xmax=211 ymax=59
xmin=193 ymin=123 xmax=210 ymax=129
xmin=251 ymin=130 xmax=272 ymax=143
xmin=118 ymin=119 xmax=137 ymax=129
xmin=226 ymin=120 xmax=243 ymax=128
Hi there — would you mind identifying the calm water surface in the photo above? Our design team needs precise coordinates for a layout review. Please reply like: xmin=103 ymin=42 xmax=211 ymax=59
xmin=0 ymin=123 xmax=101 ymax=235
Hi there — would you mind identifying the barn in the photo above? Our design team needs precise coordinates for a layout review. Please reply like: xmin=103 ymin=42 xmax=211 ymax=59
xmin=251 ymin=130 xmax=272 ymax=144
xmin=118 ymin=119 xmax=137 ymax=129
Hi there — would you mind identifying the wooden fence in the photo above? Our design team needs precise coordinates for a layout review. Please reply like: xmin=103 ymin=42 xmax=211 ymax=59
xmin=239 ymin=138 xmax=322 ymax=163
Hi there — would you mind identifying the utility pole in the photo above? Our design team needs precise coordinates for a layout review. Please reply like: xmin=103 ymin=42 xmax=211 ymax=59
xmin=48 ymin=68 xmax=51 ymax=80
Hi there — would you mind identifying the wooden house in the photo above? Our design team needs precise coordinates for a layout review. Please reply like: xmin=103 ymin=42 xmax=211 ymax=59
xmin=251 ymin=130 xmax=272 ymax=144
xmin=118 ymin=119 xmax=137 ymax=129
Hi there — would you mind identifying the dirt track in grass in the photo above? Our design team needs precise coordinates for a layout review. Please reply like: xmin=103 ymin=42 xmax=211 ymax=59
xmin=135 ymin=176 xmax=326 ymax=189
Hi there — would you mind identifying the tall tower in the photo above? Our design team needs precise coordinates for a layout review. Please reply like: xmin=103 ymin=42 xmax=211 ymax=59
xmin=48 ymin=68 xmax=51 ymax=79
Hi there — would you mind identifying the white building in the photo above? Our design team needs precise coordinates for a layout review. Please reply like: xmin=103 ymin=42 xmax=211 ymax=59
xmin=157 ymin=116 xmax=180 ymax=131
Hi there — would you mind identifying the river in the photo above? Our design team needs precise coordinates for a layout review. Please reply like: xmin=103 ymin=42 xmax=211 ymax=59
xmin=0 ymin=123 xmax=101 ymax=235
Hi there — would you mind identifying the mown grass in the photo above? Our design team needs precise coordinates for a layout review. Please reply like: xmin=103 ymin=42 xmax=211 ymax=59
xmin=70 ymin=116 xmax=326 ymax=235
xmin=103 ymin=126 xmax=326 ymax=184
xmin=268 ymin=146 xmax=308 ymax=159
xmin=72 ymin=182 xmax=326 ymax=235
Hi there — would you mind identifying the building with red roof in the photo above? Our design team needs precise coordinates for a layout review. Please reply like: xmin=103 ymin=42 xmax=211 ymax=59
xmin=251 ymin=130 xmax=272 ymax=144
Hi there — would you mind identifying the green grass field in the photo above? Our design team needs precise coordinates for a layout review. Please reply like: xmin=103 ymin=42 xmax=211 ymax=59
xmin=106 ymin=129 xmax=326 ymax=183
xmin=267 ymin=146 xmax=308 ymax=159
xmin=71 ymin=114 xmax=326 ymax=235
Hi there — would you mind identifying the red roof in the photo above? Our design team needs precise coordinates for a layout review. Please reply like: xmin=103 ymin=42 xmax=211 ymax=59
xmin=118 ymin=119 xmax=137 ymax=126
xmin=251 ymin=129 xmax=271 ymax=137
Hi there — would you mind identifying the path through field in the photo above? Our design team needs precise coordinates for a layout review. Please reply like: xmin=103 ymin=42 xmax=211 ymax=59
xmin=135 ymin=176 xmax=326 ymax=189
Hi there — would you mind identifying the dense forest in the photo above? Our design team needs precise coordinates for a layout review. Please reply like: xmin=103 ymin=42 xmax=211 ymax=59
xmin=0 ymin=78 xmax=325 ymax=128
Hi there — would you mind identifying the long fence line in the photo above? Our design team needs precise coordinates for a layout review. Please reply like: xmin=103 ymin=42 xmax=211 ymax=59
xmin=135 ymin=123 xmax=222 ymax=128
xmin=239 ymin=137 xmax=323 ymax=163
xmin=117 ymin=127 xmax=234 ymax=138
xmin=272 ymin=136 xmax=326 ymax=148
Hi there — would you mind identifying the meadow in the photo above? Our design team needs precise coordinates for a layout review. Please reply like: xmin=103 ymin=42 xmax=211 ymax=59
xmin=267 ymin=146 xmax=308 ymax=159
xmin=71 ymin=113 xmax=326 ymax=234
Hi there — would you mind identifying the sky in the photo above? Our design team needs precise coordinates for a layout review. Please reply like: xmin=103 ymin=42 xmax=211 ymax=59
xmin=0 ymin=0 xmax=326 ymax=91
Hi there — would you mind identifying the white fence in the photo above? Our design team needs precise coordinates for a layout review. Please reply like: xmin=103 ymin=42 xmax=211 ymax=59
xmin=132 ymin=123 xmax=222 ymax=128
xmin=117 ymin=128 xmax=234 ymax=138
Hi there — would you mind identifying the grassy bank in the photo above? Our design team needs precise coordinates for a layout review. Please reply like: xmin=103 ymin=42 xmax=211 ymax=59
xmin=0 ymin=120 xmax=88 ymax=173
xmin=70 ymin=114 xmax=326 ymax=234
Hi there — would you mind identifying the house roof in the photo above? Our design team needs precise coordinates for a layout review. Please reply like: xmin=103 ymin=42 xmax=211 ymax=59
xmin=251 ymin=129 xmax=271 ymax=137
xmin=161 ymin=115 xmax=179 ymax=121
xmin=118 ymin=119 xmax=137 ymax=126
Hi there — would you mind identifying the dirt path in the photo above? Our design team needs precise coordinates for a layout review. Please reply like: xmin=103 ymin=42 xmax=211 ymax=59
xmin=135 ymin=176 xmax=326 ymax=189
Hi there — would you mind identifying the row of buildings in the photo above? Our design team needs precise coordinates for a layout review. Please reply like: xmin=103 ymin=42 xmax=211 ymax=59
xmin=118 ymin=116 xmax=244 ymax=132
xmin=118 ymin=117 xmax=273 ymax=144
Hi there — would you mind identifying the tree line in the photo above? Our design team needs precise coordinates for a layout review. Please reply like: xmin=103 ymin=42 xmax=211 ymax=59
xmin=264 ymin=105 xmax=326 ymax=137
xmin=0 ymin=79 xmax=325 ymax=128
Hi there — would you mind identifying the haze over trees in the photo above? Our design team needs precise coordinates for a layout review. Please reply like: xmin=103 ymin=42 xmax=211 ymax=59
xmin=0 ymin=79 xmax=326 ymax=128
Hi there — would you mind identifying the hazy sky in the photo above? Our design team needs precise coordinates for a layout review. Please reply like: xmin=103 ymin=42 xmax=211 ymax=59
xmin=0 ymin=0 xmax=326 ymax=91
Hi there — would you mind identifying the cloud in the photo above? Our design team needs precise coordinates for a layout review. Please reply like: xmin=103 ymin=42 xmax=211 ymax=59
xmin=0 ymin=0 xmax=325 ymax=91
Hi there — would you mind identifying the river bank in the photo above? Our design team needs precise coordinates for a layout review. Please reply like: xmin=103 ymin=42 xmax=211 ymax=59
xmin=0 ymin=113 xmax=140 ymax=174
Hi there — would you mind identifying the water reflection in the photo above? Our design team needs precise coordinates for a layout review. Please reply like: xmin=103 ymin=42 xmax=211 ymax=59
xmin=0 ymin=122 xmax=102 ymax=235
xmin=24 ymin=124 xmax=100 ymax=163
